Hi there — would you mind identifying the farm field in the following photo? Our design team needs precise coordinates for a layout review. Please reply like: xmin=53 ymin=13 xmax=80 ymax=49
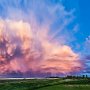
xmin=0 ymin=78 xmax=90 ymax=90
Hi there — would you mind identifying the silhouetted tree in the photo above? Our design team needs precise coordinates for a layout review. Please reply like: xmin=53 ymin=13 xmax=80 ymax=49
xmin=82 ymin=75 xmax=85 ymax=78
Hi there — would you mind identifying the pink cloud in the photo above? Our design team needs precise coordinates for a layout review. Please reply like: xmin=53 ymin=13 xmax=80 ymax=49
xmin=0 ymin=19 xmax=82 ymax=75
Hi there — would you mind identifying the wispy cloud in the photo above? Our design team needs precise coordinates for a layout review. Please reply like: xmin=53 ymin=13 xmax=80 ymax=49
xmin=0 ymin=0 xmax=82 ymax=77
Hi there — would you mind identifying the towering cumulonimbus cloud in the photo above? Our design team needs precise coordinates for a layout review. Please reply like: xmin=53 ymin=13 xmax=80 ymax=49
xmin=0 ymin=19 xmax=82 ymax=75
xmin=0 ymin=0 xmax=83 ymax=77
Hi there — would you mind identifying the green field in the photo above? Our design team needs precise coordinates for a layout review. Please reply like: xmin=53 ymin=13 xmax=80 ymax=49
xmin=38 ymin=85 xmax=90 ymax=90
xmin=0 ymin=78 xmax=90 ymax=90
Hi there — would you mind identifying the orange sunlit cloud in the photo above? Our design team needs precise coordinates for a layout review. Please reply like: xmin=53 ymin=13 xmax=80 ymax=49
xmin=0 ymin=19 xmax=82 ymax=75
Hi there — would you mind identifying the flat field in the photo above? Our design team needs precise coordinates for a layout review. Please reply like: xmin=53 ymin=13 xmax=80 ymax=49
xmin=0 ymin=78 xmax=90 ymax=90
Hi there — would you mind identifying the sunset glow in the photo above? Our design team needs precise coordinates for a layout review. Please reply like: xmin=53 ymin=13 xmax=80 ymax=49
xmin=0 ymin=0 xmax=89 ymax=77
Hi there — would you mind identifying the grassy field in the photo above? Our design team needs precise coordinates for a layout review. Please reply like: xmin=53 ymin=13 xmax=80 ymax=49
xmin=0 ymin=78 xmax=90 ymax=90
xmin=38 ymin=85 xmax=90 ymax=90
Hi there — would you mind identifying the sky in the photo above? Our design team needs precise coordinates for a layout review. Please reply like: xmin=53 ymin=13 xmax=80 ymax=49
xmin=0 ymin=0 xmax=90 ymax=78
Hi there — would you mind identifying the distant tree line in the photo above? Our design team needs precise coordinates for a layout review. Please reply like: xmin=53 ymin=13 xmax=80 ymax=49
xmin=65 ymin=75 xmax=89 ymax=79
xmin=47 ymin=75 xmax=89 ymax=79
